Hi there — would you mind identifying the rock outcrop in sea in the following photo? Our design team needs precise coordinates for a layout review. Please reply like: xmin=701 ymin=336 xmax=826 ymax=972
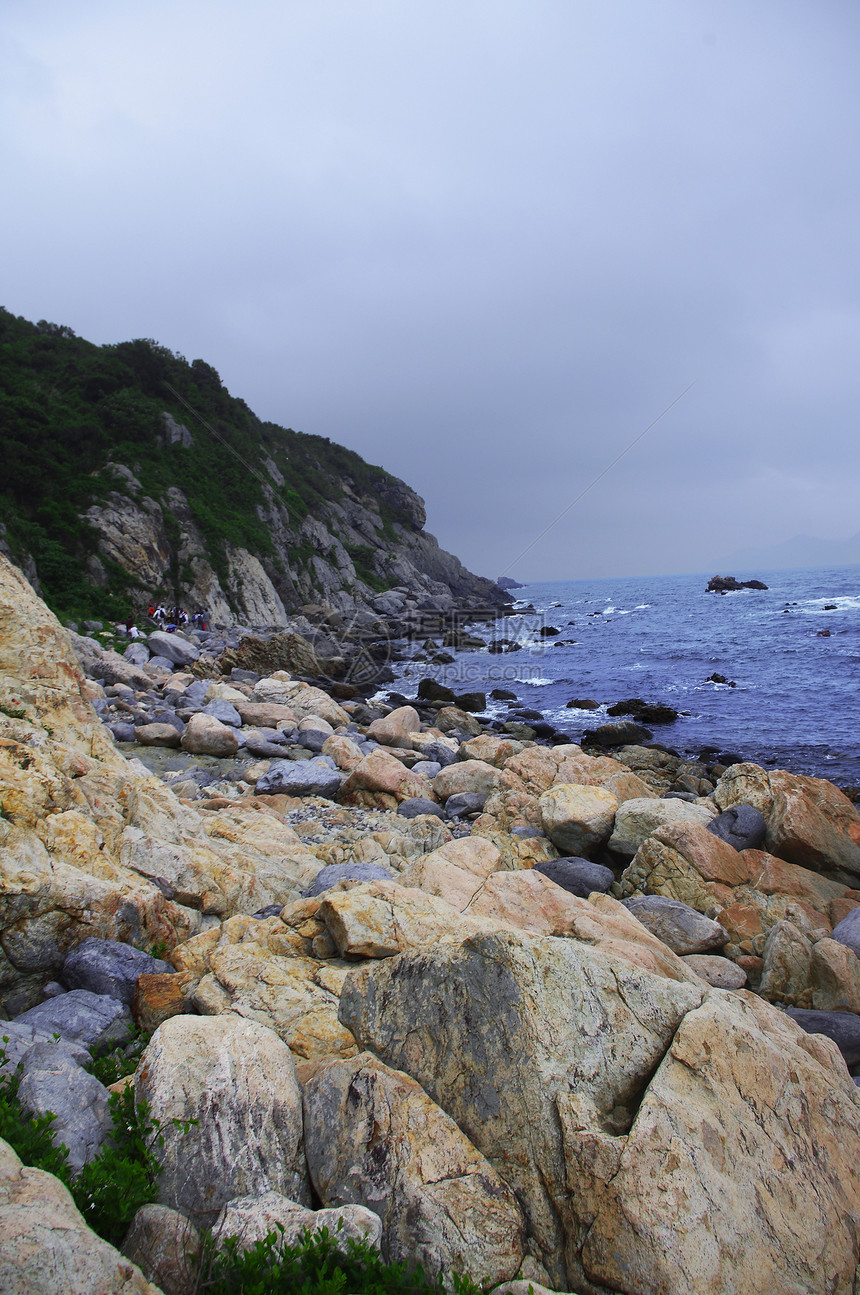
xmin=2 ymin=550 xmax=860 ymax=1294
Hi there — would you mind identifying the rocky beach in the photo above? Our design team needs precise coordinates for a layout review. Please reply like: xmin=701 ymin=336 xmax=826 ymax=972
xmin=3 ymin=548 xmax=860 ymax=1294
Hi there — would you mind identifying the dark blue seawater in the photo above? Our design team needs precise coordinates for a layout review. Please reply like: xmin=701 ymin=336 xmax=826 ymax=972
xmin=391 ymin=565 xmax=860 ymax=787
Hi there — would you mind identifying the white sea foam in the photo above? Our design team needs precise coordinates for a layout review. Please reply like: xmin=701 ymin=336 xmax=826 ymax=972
xmin=515 ymin=676 xmax=553 ymax=686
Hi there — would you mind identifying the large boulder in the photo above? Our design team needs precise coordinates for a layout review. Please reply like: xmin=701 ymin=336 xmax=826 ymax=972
xmin=340 ymin=930 xmax=860 ymax=1293
xmin=339 ymin=748 xmax=436 ymax=810
xmin=0 ymin=1138 xmax=159 ymax=1293
xmin=608 ymin=796 xmax=718 ymax=857
xmin=180 ymin=713 xmax=239 ymax=757
xmin=715 ymin=763 xmax=860 ymax=885
xmin=617 ymin=823 xmax=860 ymax=961
xmin=433 ymin=759 xmax=506 ymax=802
xmin=538 ymin=783 xmax=618 ymax=855
xmin=211 ymin=1192 xmax=381 ymax=1255
xmin=14 ymin=989 xmax=131 ymax=1052
xmin=135 ymin=1014 xmax=310 ymax=1228
xmin=622 ymin=895 xmax=728 ymax=955
xmin=62 ymin=937 xmax=173 ymax=1006
xmin=146 ymin=631 xmax=199 ymax=666
xmin=366 ymin=706 xmax=421 ymax=747
xmin=16 ymin=1043 xmax=111 ymax=1173
xmin=254 ymin=759 xmax=344 ymax=799
xmin=302 ymin=1052 xmax=525 ymax=1284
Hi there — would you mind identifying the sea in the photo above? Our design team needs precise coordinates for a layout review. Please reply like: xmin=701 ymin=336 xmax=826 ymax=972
xmin=389 ymin=565 xmax=860 ymax=789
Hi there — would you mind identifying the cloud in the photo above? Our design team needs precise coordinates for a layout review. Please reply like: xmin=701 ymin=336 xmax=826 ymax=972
xmin=2 ymin=0 xmax=859 ymax=579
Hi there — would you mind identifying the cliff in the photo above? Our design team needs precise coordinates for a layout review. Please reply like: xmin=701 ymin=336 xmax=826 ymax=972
xmin=0 ymin=310 xmax=507 ymax=624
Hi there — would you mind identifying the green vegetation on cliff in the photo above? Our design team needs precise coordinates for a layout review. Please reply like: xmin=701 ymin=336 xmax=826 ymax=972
xmin=0 ymin=309 xmax=416 ymax=619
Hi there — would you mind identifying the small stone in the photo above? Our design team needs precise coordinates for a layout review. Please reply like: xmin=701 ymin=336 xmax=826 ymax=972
xmin=180 ymin=713 xmax=239 ymax=757
xmin=707 ymin=803 xmax=767 ymax=851
xmin=397 ymin=797 xmax=447 ymax=819
xmin=623 ymin=896 xmax=728 ymax=955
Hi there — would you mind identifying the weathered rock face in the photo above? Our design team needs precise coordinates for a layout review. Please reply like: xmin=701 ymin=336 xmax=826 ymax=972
xmin=0 ymin=1137 xmax=160 ymax=1294
xmin=302 ymin=1052 xmax=525 ymax=1285
xmin=78 ymin=424 xmax=507 ymax=622
xmin=715 ymin=762 xmax=860 ymax=885
xmin=538 ymin=783 xmax=618 ymax=855
xmin=340 ymin=930 xmax=860 ymax=1294
xmin=135 ymin=1014 xmax=310 ymax=1228
xmin=617 ymin=821 xmax=860 ymax=961
xmin=608 ymin=795 xmax=718 ymax=857
xmin=339 ymin=929 xmax=705 ymax=1287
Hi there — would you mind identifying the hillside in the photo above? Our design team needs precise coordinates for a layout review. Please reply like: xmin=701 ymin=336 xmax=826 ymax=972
xmin=0 ymin=309 xmax=506 ymax=624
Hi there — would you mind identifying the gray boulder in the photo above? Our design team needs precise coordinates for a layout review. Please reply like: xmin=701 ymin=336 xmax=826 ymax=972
xmin=534 ymin=858 xmax=615 ymax=898
xmin=785 ymin=1008 xmax=860 ymax=1068
xmin=411 ymin=761 xmax=442 ymax=779
xmin=255 ymin=760 xmax=344 ymax=799
xmin=17 ymin=1043 xmax=111 ymax=1173
xmin=243 ymin=733 xmax=295 ymax=759
xmin=122 ymin=1204 xmax=201 ymax=1295
xmin=148 ymin=654 xmax=178 ymax=671
xmin=445 ymin=792 xmax=487 ymax=819
xmin=0 ymin=1023 xmax=90 ymax=1075
xmin=123 ymin=642 xmax=150 ymax=666
xmin=14 ymin=989 xmax=132 ymax=1053
xmin=62 ymin=938 xmax=173 ymax=1006
xmin=303 ymin=862 xmax=393 ymax=898
xmin=707 ymin=803 xmax=767 ymax=851
xmin=397 ymin=798 xmax=447 ymax=819
xmin=147 ymin=631 xmax=199 ymax=666
xmin=107 ymin=721 xmax=137 ymax=743
xmin=202 ymin=699 xmax=242 ymax=727
xmin=831 ymin=908 xmax=860 ymax=959
xmin=421 ymin=742 xmax=459 ymax=768
xmin=622 ymin=895 xmax=728 ymax=955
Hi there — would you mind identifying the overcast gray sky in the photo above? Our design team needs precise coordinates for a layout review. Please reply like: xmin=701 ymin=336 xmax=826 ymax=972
xmin=2 ymin=1 xmax=859 ymax=581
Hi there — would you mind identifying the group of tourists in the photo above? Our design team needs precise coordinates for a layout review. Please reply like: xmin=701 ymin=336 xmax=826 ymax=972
xmin=146 ymin=604 xmax=209 ymax=631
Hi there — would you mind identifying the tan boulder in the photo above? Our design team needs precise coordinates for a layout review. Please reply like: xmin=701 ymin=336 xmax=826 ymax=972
xmin=339 ymin=748 xmax=436 ymax=809
xmin=180 ymin=713 xmax=239 ymax=757
xmin=538 ymin=783 xmax=618 ymax=855
xmin=134 ymin=722 xmax=181 ymax=748
xmin=715 ymin=762 xmax=860 ymax=885
xmin=433 ymin=759 xmax=507 ymax=801
xmin=235 ymin=700 xmax=298 ymax=727
xmin=759 ymin=920 xmax=860 ymax=1012
xmin=121 ymin=1203 xmax=201 ymax=1295
xmin=340 ymin=931 xmax=860 ymax=1294
xmin=318 ymin=880 xmax=497 ymax=958
xmin=211 ymin=1192 xmax=382 ymax=1255
xmin=366 ymin=705 xmax=421 ymax=747
xmin=175 ymin=913 xmax=357 ymax=1059
xmin=302 ymin=1052 xmax=525 ymax=1285
xmin=0 ymin=1137 xmax=161 ymax=1294
xmin=618 ymin=823 xmax=860 ymax=960
xmin=459 ymin=734 xmax=523 ymax=766
xmin=432 ymin=835 xmax=503 ymax=875
xmin=321 ymin=734 xmax=365 ymax=771
xmin=136 ymin=1014 xmax=310 ymax=1227
xmin=680 ymin=954 xmax=747 ymax=989
xmin=253 ymin=678 xmax=349 ymax=728
xmin=608 ymin=795 xmax=717 ymax=857
xmin=434 ymin=705 xmax=483 ymax=736
xmin=339 ymin=928 xmax=705 ymax=1288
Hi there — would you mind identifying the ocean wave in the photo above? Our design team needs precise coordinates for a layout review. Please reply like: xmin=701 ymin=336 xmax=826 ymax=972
xmin=514 ymin=676 xmax=554 ymax=686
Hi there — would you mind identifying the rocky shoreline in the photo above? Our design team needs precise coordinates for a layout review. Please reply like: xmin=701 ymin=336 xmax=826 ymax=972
xmin=3 ymin=552 xmax=860 ymax=1294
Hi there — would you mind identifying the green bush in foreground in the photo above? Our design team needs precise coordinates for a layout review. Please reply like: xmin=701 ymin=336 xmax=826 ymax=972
xmin=196 ymin=1223 xmax=484 ymax=1295
xmin=1 ymin=1040 xmax=495 ymax=1294
xmin=0 ymin=1040 xmax=164 ymax=1245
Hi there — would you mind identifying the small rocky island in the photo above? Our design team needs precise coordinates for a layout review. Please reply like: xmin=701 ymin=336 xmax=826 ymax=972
xmin=707 ymin=574 xmax=769 ymax=592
